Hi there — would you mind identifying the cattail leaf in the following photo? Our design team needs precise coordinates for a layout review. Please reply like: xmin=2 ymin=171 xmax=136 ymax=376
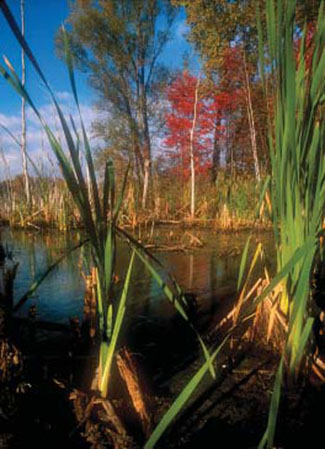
xmin=99 ymin=251 xmax=135 ymax=397
xmin=144 ymin=335 xmax=229 ymax=449
xmin=258 ymin=358 xmax=284 ymax=449
xmin=237 ymin=236 xmax=251 ymax=292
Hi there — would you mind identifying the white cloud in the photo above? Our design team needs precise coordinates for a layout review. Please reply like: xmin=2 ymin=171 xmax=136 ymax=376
xmin=175 ymin=20 xmax=190 ymax=40
xmin=0 ymin=112 xmax=21 ymax=129
xmin=56 ymin=91 xmax=74 ymax=102
xmin=0 ymin=96 xmax=102 ymax=178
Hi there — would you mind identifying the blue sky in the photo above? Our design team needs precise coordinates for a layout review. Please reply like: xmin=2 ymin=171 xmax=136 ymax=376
xmin=0 ymin=0 xmax=196 ymax=175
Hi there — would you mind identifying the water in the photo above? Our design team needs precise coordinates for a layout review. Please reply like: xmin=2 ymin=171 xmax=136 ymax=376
xmin=1 ymin=228 xmax=85 ymax=323
xmin=0 ymin=227 xmax=275 ymax=381
xmin=1 ymin=228 xmax=274 ymax=319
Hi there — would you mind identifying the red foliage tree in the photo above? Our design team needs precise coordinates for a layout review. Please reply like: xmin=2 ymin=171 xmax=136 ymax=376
xmin=164 ymin=71 xmax=235 ymax=180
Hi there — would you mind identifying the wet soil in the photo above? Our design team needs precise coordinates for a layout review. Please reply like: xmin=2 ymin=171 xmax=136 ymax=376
xmin=0 ymin=328 xmax=90 ymax=449
xmin=1 ymin=317 xmax=325 ymax=449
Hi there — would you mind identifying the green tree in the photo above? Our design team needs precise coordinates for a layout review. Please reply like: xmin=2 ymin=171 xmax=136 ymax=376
xmin=59 ymin=0 xmax=176 ymax=208
xmin=173 ymin=0 xmax=321 ymax=69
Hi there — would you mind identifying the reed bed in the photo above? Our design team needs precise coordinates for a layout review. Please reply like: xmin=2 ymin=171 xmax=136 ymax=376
xmin=0 ymin=169 xmax=267 ymax=231
xmin=0 ymin=174 xmax=79 ymax=229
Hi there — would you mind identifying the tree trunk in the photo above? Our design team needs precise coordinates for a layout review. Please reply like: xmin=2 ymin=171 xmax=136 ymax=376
xmin=142 ymin=159 xmax=151 ymax=209
xmin=211 ymin=118 xmax=221 ymax=184
xmin=242 ymin=49 xmax=261 ymax=183
xmin=21 ymin=0 xmax=31 ymax=207
xmin=189 ymin=76 xmax=200 ymax=218
xmin=139 ymin=66 xmax=152 ymax=209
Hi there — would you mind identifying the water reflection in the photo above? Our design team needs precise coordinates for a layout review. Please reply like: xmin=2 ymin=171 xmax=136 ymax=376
xmin=2 ymin=228 xmax=84 ymax=323
xmin=1 ymin=227 xmax=275 ymax=381
xmin=1 ymin=228 xmax=275 ymax=325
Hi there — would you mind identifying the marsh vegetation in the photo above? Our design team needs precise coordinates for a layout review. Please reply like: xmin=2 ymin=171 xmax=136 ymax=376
xmin=0 ymin=0 xmax=325 ymax=448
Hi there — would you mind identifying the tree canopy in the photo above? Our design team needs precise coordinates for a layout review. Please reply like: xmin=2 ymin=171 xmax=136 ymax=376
xmin=58 ymin=0 xmax=176 ymax=206
xmin=172 ymin=0 xmax=321 ymax=71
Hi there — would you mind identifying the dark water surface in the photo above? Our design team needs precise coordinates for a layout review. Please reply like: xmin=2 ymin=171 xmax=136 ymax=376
xmin=1 ymin=227 xmax=276 ymax=382
xmin=1 ymin=227 xmax=275 ymax=320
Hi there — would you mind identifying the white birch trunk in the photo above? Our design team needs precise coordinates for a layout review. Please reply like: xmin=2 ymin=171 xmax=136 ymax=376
xmin=243 ymin=49 xmax=261 ymax=183
xmin=189 ymin=76 xmax=200 ymax=218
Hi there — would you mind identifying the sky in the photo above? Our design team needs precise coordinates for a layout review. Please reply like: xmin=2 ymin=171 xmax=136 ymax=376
xmin=0 ymin=0 xmax=195 ymax=177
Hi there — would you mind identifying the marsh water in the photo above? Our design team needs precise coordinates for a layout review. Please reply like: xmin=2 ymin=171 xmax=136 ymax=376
xmin=1 ymin=227 xmax=276 ymax=384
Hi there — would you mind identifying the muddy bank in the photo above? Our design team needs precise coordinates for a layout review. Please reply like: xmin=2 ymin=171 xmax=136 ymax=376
xmin=1 ymin=321 xmax=324 ymax=449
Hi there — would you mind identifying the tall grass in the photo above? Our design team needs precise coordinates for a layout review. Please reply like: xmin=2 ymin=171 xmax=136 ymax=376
xmin=0 ymin=169 xmax=266 ymax=230
xmin=150 ymin=170 xmax=264 ymax=227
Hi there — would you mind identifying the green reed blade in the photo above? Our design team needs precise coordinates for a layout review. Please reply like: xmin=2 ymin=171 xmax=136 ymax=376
xmin=106 ymin=303 xmax=113 ymax=340
xmin=116 ymin=225 xmax=183 ymax=287
xmin=133 ymin=246 xmax=187 ymax=319
xmin=69 ymin=114 xmax=80 ymax=156
xmin=266 ymin=0 xmax=276 ymax=64
xmin=99 ymin=250 xmax=135 ymax=398
xmin=95 ymin=270 xmax=104 ymax=333
xmin=104 ymin=225 xmax=115 ymax=296
xmin=113 ymin=162 xmax=130 ymax=222
xmin=237 ymin=235 xmax=251 ymax=292
xmin=103 ymin=159 xmax=114 ymax=222
xmin=144 ymin=335 xmax=229 ymax=449
xmin=258 ymin=357 xmax=284 ymax=449
xmin=255 ymin=175 xmax=271 ymax=219
xmin=132 ymin=245 xmax=215 ymax=379
xmin=0 ymin=62 xmax=42 ymax=124
xmin=61 ymin=26 xmax=79 ymax=109
xmin=290 ymin=317 xmax=314 ymax=372
xmin=0 ymin=0 xmax=55 ymax=97
xmin=61 ymin=26 xmax=102 ymax=225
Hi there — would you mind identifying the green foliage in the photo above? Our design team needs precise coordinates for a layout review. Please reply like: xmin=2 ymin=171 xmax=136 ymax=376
xmin=59 ymin=0 xmax=175 ymax=193
xmin=174 ymin=0 xmax=321 ymax=69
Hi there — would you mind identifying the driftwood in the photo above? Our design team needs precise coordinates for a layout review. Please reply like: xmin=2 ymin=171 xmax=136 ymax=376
xmin=144 ymin=243 xmax=187 ymax=252
xmin=183 ymin=231 xmax=204 ymax=247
